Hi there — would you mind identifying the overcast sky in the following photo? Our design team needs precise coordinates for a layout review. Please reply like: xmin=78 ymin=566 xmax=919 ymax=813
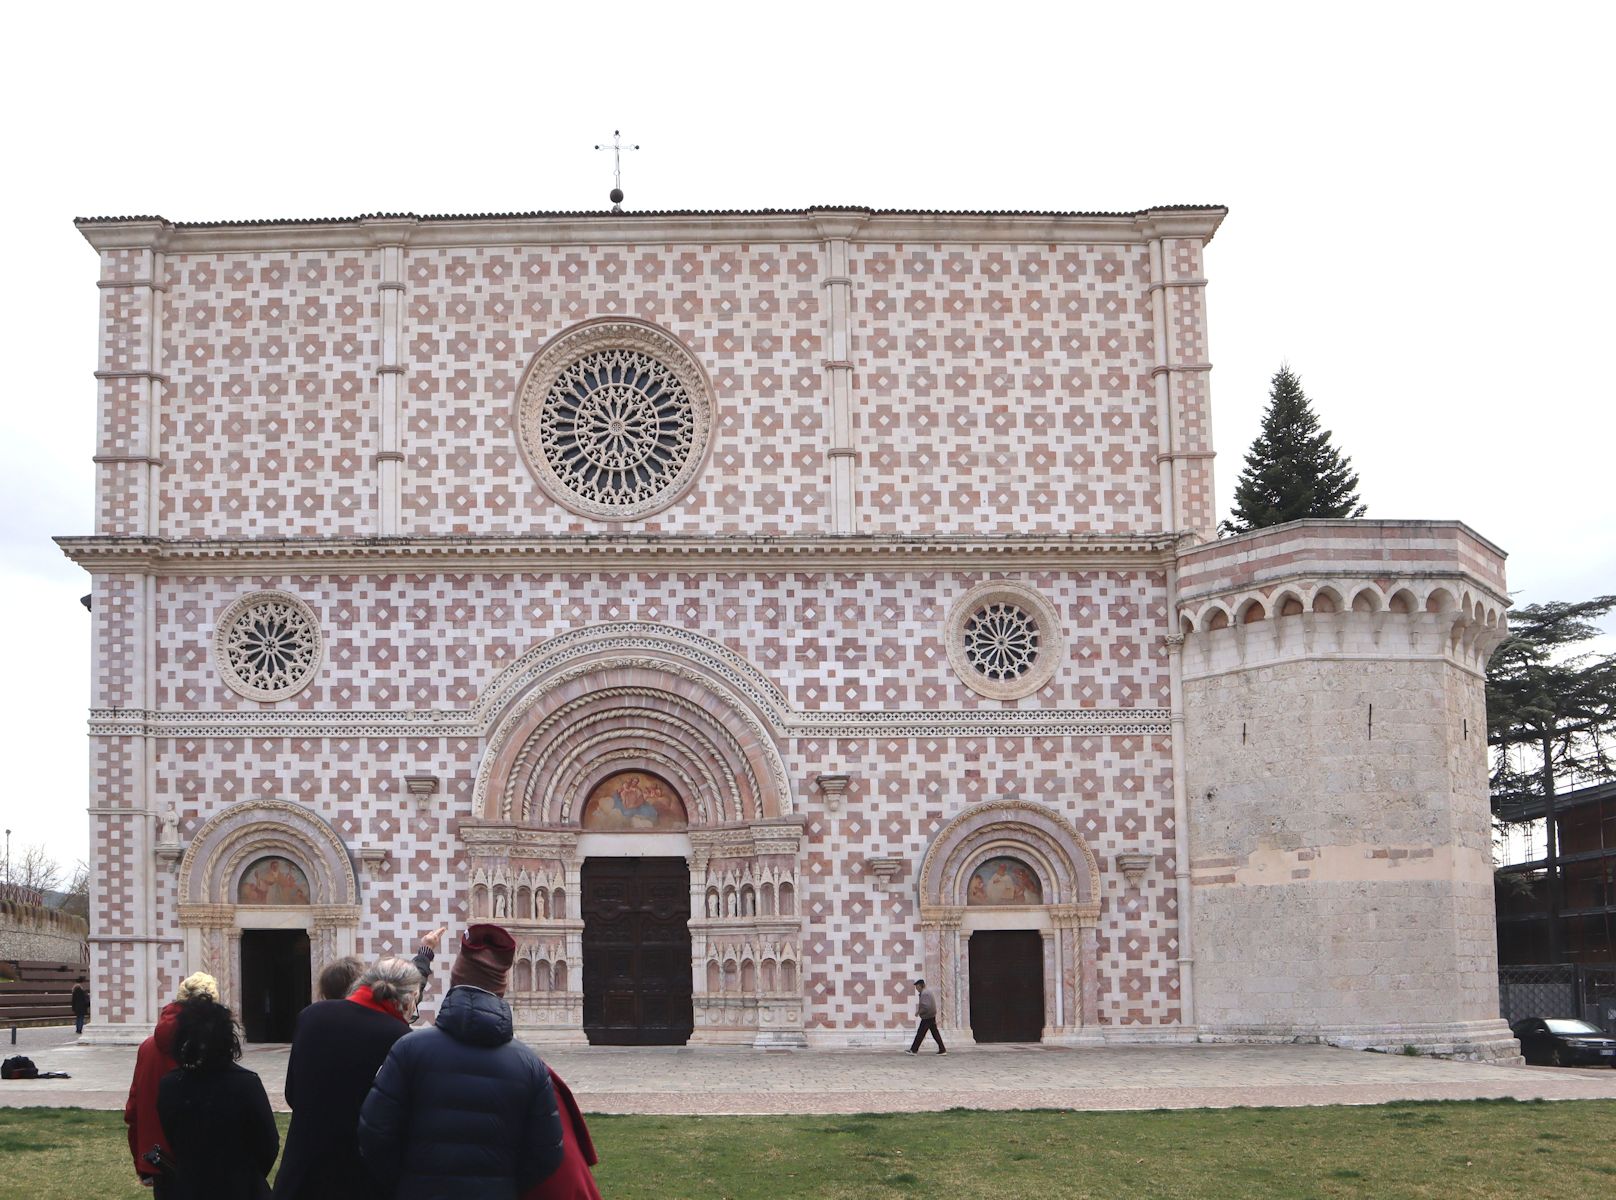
xmin=2 ymin=1 xmax=1611 ymax=875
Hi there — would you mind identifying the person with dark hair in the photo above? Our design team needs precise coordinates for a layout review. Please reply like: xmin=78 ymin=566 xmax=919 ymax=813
xmin=359 ymin=924 xmax=565 ymax=1199
xmin=317 ymin=957 xmax=364 ymax=1002
xmin=124 ymin=972 xmax=220 ymax=1195
xmin=273 ymin=956 xmax=425 ymax=1200
xmin=156 ymin=999 xmax=279 ymax=1200
xmin=71 ymin=983 xmax=91 ymax=1035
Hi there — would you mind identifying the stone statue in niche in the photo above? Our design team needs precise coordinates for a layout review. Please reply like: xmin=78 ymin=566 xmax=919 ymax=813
xmin=725 ymin=891 xmax=738 ymax=918
xmin=157 ymin=804 xmax=181 ymax=848
xmin=706 ymin=892 xmax=719 ymax=918
xmin=494 ymin=890 xmax=509 ymax=918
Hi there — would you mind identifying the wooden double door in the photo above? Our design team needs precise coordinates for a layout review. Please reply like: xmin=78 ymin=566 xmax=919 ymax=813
xmin=581 ymin=857 xmax=694 ymax=1045
xmin=968 ymin=929 xmax=1045 ymax=1043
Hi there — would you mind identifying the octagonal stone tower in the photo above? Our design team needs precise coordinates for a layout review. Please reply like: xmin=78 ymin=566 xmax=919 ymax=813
xmin=1176 ymin=520 xmax=1517 ymax=1058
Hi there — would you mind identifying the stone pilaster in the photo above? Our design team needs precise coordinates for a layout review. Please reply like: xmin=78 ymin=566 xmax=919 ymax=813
xmin=362 ymin=217 xmax=415 ymax=536
xmin=811 ymin=210 xmax=869 ymax=533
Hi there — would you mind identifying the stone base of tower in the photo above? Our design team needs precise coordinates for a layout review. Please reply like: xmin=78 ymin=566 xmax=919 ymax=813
xmin=1198 ymin=1019 xmax=1521 ymax=1062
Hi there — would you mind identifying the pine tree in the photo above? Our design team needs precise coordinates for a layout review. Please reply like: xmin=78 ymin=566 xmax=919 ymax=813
xmin=1220 ymin=365 xmax=1365 ymax=535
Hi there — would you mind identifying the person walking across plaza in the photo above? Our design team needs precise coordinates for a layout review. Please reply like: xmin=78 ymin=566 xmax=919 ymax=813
xmin=273 ymin=954 xmax=426 ymax=1200
xmin=124 ymin=971 xmax=220 ymax=1195
xmin=156 ymin=996 xmax=280 ymax=1200
xmin=906 ymin=978 xmax=946 ymax=1054
xmin=359 ymin=924 xmax=564 ymax=1199
xmin=71 ymin=983 xmax=90 ymax=1035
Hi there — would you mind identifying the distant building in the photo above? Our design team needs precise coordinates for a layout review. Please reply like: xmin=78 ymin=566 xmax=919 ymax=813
xmin=1496 ymin=780 xmax=1616 ymax=965
xmin=63 ymin=205 xmax=1515 ymax=1057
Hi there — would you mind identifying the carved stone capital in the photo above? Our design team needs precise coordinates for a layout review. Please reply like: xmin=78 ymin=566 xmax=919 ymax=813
xmin=864 ymin=856 xmax=905 ymax=892
xmin=814 ymin=773 xmax=851 ymax=812
xmin=1115 ymin=853 xmax=1154 ymax=890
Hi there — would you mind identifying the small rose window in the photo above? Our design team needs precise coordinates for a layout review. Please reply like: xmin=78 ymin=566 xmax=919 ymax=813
xmin=945 ymin=582 xmax=1063 ymax=700
xmin=214 ymin=591 xmax=323 ymax=702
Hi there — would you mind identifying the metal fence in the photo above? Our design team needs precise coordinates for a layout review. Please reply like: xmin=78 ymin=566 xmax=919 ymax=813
xmin=1499 ymin=964 xmax=1616 ymax=1034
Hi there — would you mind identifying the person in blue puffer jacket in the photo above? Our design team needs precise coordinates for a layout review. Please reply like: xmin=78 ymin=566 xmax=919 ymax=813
xmin=358 ymin=924 xmax=564 ymax=1200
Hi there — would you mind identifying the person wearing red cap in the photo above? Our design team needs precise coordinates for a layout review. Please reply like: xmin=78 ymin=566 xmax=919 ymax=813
xmin=358 ymin=924 xmax=564 ymax=1200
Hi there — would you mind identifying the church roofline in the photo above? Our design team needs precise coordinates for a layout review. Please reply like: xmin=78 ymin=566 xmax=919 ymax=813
xmin=73 ymin=206 xmax=1228 ymax=251
xmin=53 ymin=531 xmax=1186 ymax=575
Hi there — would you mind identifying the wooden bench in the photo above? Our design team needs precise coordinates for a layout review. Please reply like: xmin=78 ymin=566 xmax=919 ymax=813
xmin=1 ymin=960 xmax=90 ymax=1035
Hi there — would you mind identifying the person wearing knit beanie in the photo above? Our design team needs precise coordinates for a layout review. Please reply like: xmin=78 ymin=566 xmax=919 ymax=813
xmin=360 ymin=921 xmax=564 ymax=1195
xmin=448 ymin=923 xmax=517 ymax=996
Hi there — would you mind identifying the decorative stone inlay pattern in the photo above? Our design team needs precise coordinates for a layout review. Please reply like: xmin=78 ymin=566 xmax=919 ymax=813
xmin=213 ymin=590 xmax=323 ymax=702
xmin=518 ymin=320 xmax=713 ymax=521
xmin=945 ymin=582 xmax=1063 ymax=700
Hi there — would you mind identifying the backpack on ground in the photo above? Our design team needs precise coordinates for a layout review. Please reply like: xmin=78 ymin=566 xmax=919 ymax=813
xmin=1 ymin=1055 xmax=39 ymax=1080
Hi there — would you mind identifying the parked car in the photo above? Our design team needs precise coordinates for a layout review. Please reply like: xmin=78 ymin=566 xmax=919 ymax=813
xmin=1510 ymin=1017 xmax=1616 ymax=1067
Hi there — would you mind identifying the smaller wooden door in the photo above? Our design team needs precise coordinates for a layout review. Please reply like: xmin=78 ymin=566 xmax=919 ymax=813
xmin=968 ymin=929 xmax=1045 ymax=1043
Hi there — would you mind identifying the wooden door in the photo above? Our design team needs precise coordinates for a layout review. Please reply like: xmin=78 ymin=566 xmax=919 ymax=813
xmin=968 ymin=929 xmax=1045 ymax=1043
xmin=581 ymin=857 xmax=693 ymax=1045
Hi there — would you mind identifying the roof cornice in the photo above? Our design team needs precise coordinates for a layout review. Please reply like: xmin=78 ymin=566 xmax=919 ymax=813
xmin=54 ymin=533 xmax=1182 ymax=576
xmin=74 ymin=206 xmax=1228 ymax=254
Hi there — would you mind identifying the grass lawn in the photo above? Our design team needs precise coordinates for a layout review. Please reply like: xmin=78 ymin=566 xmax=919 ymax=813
xmin=2 ymin=1100 xmax=1614 ymax=1199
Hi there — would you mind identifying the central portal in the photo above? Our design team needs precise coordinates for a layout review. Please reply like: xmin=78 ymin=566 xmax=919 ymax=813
xmin=581 ymin=856 xmax=694 ymax=1045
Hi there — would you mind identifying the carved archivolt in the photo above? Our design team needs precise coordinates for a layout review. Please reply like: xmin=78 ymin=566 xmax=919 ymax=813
xmin=919 ymin=800 xmax=1101 ymax=921
xmin=177 ymin=798 xmax=357 ymax=908
xmin=515 ymin=318 xmax=715 ymax=521
xmin=472 ymin=630 xmax=794 ymax=823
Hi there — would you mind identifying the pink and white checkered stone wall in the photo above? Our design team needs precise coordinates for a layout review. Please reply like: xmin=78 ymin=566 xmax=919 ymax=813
xmin=72 ymin=208 xmax=1225 ymax=1039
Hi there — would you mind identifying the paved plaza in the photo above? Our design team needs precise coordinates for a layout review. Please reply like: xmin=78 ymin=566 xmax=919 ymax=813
xmin=4 ymin=1026 xmax=1615 ymax=1114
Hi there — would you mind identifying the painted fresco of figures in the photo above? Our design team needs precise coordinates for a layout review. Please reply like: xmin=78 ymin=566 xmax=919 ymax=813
xmin=237 ymin=856 xmax=311 ymax=905
xmin=580 ymin=771 xmax=688 ymax=831
xmin=966 ymin=856 xmax=1043 ymax=905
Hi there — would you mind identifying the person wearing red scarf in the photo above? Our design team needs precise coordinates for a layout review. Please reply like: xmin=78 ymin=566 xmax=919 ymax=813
xmin=273 ymin=956 xmax=424 ymax=1200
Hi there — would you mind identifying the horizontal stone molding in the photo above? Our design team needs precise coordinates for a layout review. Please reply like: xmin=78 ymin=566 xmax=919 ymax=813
xmin=55 ymin=533 xmax=1181 ymax=575
xmin=86 ymin=705 xmax=1169 ymax=741
xmin=76 ymin=206 xmax=1228 ymax=254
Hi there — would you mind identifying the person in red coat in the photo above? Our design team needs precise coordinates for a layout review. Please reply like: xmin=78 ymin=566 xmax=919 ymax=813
xmin=124 ymin=972 xmax=220 ymax=1194
xmin=523 ymin=1068 xmax=602 ymax=1200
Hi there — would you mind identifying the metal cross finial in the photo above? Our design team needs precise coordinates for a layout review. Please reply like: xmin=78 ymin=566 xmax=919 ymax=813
xmin=594 ymin=130 xmax=640 ymax=211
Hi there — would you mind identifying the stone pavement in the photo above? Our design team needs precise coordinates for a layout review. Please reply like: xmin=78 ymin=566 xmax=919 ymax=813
xmin=5 ymin=1025 xmax=1615 ymax=1115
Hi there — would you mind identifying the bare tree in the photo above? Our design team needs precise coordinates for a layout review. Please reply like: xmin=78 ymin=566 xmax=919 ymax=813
xmin=10 ymin=844 xmax=65 ymax=895
xmin=61 ymin=860 xmax=89 ymax=920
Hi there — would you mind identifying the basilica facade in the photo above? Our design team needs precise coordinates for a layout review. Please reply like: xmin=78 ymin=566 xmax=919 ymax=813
xmin=63 ymin=205 xmax=1517 ymax=1056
